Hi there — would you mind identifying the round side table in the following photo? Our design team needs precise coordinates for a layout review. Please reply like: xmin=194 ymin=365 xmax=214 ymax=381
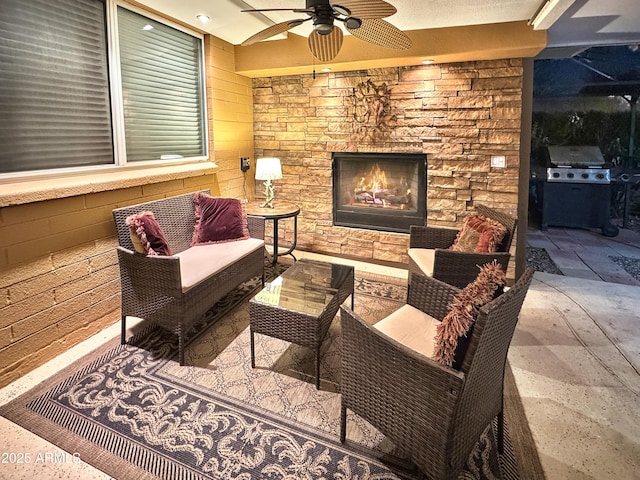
xmin=245 ymin=201 xmax=300 ymax=266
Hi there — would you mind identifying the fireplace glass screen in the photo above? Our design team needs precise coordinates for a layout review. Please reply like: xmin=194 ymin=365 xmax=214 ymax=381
xmin=332 ymin=152 xmax=426 ymax=233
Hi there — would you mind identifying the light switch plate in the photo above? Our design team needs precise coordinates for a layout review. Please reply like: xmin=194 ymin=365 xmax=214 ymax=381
xmin=491 ymin=155 xmax=506 ymax=168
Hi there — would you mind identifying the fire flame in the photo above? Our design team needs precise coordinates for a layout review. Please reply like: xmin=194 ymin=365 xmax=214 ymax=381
xmin=368 ymin=163 xmax=387 ymax=193
xmin=352 ymin=162 xmax=411 ymax=208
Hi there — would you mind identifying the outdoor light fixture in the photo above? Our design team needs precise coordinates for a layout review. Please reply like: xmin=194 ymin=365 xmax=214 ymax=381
xmin=255 ymin=157 xmax=282 ymax=208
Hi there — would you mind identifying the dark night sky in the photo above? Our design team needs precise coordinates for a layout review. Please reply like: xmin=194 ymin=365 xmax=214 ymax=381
xmin=534 ymin=45 xmax=640 ymax=97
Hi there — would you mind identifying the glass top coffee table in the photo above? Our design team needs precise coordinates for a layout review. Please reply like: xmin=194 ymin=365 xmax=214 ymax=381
xmin=248 ymin=259 xmax=355 ymax=389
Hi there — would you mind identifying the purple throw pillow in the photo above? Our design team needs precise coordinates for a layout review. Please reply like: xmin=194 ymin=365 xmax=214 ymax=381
xmin=125 ymin=211 xmax=172 ymax=256
xmin=191 ymin=192 xmax=249 ymax=245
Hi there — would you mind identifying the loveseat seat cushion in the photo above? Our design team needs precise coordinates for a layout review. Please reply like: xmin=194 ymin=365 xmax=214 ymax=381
xmin=373 ymin=304 xmax=441 ymax=359
xmin=175 ymin=238 xmax=264 ymax=292
xmin=407 ymin=248 xmax=435 ymax=276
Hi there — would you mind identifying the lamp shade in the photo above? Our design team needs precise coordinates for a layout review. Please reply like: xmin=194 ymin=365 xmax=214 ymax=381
xmin=255 ymin=157 xmax=282 ymax=181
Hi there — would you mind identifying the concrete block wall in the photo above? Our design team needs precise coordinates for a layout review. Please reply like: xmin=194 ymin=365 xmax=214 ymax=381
xmin=0 ymin=176 xmax=217 ymax=387
xmin=207 ymin=36 xmax=256 ymax=201
xmin=252 ymin=60 xmax=523 ymax=266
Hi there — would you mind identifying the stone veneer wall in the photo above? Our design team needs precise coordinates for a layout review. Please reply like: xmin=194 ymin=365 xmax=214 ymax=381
xmin=253 ymin=60 xmax=523 ymax=265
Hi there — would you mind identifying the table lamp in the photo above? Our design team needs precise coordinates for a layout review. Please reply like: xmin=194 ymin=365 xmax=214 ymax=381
xmin=255 ymin=157 xmax=282 ymax=208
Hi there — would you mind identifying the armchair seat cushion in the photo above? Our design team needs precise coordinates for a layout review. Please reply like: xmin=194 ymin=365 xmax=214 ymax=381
xmin=407 ymin=248 xmax=435 ymax=276
xmin=373 ymin=304 xmax=441 ymax=359
xmin=176 ymin=238 xmax=265 ymax=292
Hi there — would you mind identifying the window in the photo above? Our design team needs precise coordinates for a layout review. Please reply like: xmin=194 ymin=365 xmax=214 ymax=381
xmin=0 ymin=0 xmax=112 ymax=174
xmin=0 ymin=0 xmax=207 ymax=176
xmin=116 ymin=7 xmax=206 ymax=163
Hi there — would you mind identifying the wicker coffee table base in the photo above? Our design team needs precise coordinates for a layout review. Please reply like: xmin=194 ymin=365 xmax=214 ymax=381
xmin=248 ymin=260 xmax=354 ymax=389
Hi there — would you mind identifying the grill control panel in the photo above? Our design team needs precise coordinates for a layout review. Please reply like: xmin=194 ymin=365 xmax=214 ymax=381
xmin=546 ymin=167 xmax=610 ymax=184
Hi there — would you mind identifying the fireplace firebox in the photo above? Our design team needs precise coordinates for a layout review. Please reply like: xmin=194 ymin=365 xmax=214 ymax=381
xmin=332 ymin=152 xmax=427 ymax=233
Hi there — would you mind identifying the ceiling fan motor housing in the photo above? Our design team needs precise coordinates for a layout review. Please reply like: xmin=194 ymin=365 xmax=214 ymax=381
xmin=314 ymin=14 xmax=334 ymax=34
xmin=307 ymin=0 xmax=336 ymax=35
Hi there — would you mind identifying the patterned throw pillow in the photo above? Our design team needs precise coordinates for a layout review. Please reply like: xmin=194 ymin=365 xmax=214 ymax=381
xmin=191 ymin=192 xmax=250 ymax=246
xmin=125 ymin=211 xmax=173 ymax=256
xmin=432 ymin=262 xmax=506 ymax=369
xmin=450 ymin=214 xmax=507 ymax=253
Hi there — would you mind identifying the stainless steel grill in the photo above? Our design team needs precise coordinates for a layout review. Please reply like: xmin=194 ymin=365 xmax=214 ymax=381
xmin=540 ymin=145 xmax=618 ymax=237
xmin=546 ymin=146 xmax=610 ymax=184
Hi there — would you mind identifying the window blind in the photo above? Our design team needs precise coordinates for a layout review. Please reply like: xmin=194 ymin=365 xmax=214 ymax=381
xmin=0 ymin=0 xmax=113 ymax=174
xmin=117 ymin=7 xmax=206 ymax=162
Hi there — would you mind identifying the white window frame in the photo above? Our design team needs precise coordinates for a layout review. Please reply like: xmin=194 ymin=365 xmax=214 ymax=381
xmin=0 ymin=0 xmax=209 ymax=182
xmin=108 ymin=0 xmax=209 ymax=167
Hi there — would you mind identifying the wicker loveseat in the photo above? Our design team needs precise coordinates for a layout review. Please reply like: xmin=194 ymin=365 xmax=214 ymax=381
xmin=113 ymin=191 xmax=265 ymax=365
xmin=340 ymin=268 xmax=534 ymax=479
xmin=408 ymin=205 xmax=517 ymax=289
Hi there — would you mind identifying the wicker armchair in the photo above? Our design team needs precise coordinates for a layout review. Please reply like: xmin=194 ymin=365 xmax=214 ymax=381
xmin=113 ymin=191 xmax=265 ymax=365
xmin=408 ymin=205 xmax=517 ymax=289
xmin=339 ymin=268 xmax=534 ymax=480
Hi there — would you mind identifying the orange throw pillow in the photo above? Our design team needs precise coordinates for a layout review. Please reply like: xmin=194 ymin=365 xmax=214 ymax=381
xmin=450 ymin=214 xmax=507 ymax=253
xmin=432 ymin=262 xmax=506 ymax=369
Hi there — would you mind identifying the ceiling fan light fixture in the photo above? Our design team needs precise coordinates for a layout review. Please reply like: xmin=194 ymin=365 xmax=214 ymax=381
xmin=332 ymin=5 xmax=351 ymax=17
xmin=345 ymin=17 xmax=362 ymax=29
xmin=314 ymin=23 xmax=333 ymax=34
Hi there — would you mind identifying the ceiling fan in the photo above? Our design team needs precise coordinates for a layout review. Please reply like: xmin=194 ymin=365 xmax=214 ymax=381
xmin=240 ymin=0 xmax=412 ymax=62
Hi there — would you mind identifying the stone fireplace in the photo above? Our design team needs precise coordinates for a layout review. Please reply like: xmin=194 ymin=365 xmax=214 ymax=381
xmin=332 ymin=152 xmax=426 ymax=233
xmin=252 ymin=60 xmax=523 ymax=264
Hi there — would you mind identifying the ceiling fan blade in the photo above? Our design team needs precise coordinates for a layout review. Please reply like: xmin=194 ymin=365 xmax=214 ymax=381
xmin=337 ymin=0 xmax=397 ymax=19
xmin=347 ymin=18 xmax=412 ymax=50
xmin=241 ymin=8 xmax=311 ymax=13
xmin=308 ymin=28 xmax=344 ymax=62
xmin=241 ymin=20 xmax=301 ymax=46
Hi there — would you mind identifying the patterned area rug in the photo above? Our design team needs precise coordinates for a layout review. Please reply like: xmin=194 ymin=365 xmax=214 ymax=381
xmin=1 ymin=268 xmax=524 ymax=479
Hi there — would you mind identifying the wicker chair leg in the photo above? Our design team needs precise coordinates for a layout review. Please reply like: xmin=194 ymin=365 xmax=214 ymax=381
xmin=339 ymin=404 xmax=347 ymax=443
xmin=315 ymin=347 xmax=321 ymax=390
xmin=497 ymin=410 xmax=505 ymax=454
xmin=121 ymin=316 xmax=127 ymax=344
xmin=178 ymin=334 xmax=185 ymax=366
xmin=250 ymin=330 xmax=256 ymax=368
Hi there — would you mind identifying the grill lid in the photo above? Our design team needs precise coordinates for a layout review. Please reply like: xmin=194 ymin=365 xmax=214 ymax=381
xmin=547 ymin=145 xmax=605 ymax=168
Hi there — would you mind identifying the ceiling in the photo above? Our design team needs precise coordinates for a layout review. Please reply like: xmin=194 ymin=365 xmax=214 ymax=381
xmin=135 ymin=0 xmax=640 ymax=62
